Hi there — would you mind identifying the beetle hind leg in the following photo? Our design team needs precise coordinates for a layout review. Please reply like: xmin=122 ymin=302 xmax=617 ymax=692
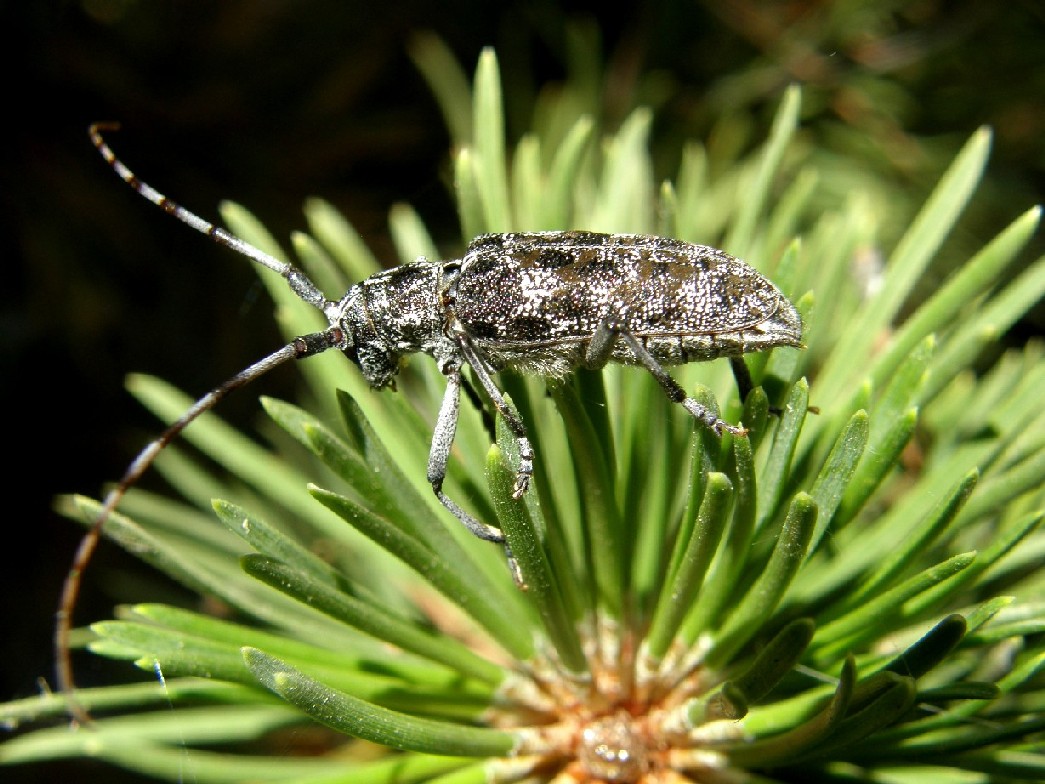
xmin=591 ymin=317 xmax=747 ymax=437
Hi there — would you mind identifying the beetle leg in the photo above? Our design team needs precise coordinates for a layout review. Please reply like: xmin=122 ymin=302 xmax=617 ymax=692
xmin=428 ymin=368 xmax=525 ymax=585
xmin=731 ymin=355 xmax=791 ymax=415
xmin=455 ymin=334 xmax=535 ymax=499
xmin=729 ymin=356 xmax=755 ymax=403
xmin=460 ymin=371 xmax=497 ymax=441
xmin=584 ymin=314 xmax=621 ymax=369
xmin=428 ymin=368 xmax=503 ymax=541
xmin=596 ymin=317 xmax=748 ymax=437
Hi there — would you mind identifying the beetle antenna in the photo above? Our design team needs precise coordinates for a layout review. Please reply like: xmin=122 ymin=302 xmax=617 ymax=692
xmin=59 ymin=125 xmax=347 ymax=725
xmin=57 ymin=328 xmax=344 ymax=724
xmin=88 ymin=123 xmax=336 ymax=317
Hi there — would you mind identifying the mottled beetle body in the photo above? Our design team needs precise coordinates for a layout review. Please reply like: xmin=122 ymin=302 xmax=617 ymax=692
xmin=58 ymin=126 xmax=803 ymax=722
xmin=245 ymin=229 xmax=805 ymax=572
xmin=337 ymin=232 xmax=802 ymax=388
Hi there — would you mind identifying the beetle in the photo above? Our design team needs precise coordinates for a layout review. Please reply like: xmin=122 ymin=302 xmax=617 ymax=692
xmin=339 ymin=230 xmax=803 ymax=543
xmin=57 ymin=124 xmax=803 ymax=722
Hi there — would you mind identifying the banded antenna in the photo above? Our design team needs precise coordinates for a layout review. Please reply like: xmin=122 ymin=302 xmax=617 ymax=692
xmin=57 ymin=124 xmax=346 ymax=725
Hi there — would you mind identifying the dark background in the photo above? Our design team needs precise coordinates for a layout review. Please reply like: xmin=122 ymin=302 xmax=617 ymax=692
xmin=3 ymin=2 xmax=1043 ymax=781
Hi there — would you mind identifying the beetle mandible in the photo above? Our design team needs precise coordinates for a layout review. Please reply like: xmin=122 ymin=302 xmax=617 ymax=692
xmin=58 ymin=124 xmax=803 ymax=721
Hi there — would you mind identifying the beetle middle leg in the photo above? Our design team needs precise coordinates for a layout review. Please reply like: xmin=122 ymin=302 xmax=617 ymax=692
xmin=587 ymin=316 xmax=747 ymax=437
xmin=455 ymin=334 xmax=535 ymax=498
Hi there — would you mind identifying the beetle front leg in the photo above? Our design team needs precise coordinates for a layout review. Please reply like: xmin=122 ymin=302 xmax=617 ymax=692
xmin=428 ymin=370 xmax=526 ymax=589
xmin=428 ymin=369 xmax=507 ymax=542
xmin=429 ymin=368 xmax=526 ymax=585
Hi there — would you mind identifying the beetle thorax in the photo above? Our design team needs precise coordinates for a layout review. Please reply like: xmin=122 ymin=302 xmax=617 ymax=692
xmin=334 ymin=262 xmax=449 ymax=388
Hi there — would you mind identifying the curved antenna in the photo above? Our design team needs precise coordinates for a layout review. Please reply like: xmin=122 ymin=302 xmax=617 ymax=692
xmin=87 ymin=123 xmax=334 ymax=314
xmin=58 ymin=125 xmax=345 ymax=725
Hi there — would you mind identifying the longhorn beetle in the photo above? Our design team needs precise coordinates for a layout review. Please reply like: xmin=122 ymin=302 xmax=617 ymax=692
xmin=58 ymin=123 xmax=803 ymax=722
